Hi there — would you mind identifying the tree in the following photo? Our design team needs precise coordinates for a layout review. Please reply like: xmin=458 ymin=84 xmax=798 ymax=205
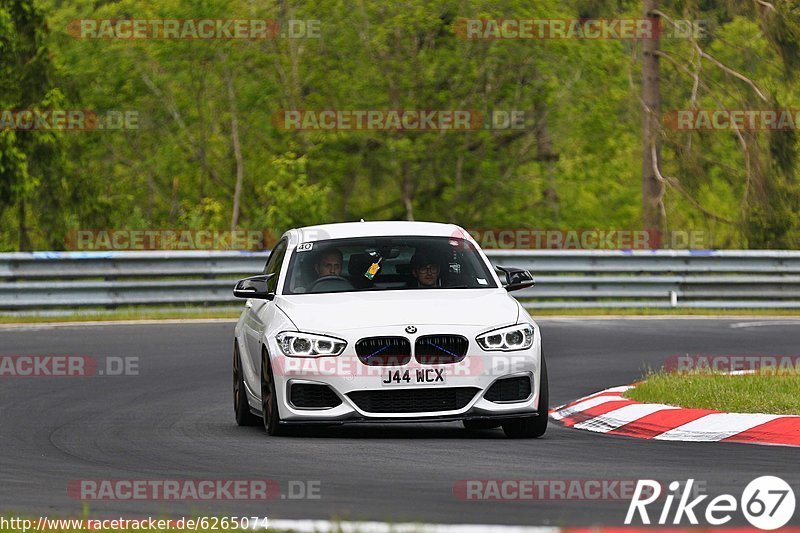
xmin=0 ymin=0 xmax=67 ymax=250
xmin=651 ymin=0 xmax=800 ymax=247
xmin=641 ymin=0 xmax=664 ymax=236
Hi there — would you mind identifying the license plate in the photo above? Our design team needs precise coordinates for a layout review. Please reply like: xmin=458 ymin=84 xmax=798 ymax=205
xmin=381 ymin=368 xmax=446 ymax=386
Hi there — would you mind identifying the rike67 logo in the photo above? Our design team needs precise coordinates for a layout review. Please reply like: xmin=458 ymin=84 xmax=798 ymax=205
xmin=626 ymin=477 xmax=796 ymax=530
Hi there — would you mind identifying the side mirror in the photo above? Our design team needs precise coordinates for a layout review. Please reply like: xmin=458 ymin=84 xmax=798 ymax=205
xmin=233 ymin=274 xmax=276 ymax=300
xmin=496 ymin=266 xmax=535 ymax=292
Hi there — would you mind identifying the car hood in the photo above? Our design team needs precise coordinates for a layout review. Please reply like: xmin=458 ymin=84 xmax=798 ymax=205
xmin=275 ymin=289 xmax=520 ymax=333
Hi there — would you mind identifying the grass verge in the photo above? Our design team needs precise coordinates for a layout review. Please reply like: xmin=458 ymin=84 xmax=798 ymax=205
xmin=0 ymin=308 xmax=241 ymax=324
xmin=625 ymin=370 xmax=800 ymax=414
xmin=1 ymin=306 xmax=799 ymax=325
xmin=527 ymin=307 xmax=800 ymax=316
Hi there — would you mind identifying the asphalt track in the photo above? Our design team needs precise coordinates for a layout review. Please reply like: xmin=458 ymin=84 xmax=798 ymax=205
xmin=1 ymin=318 xmax=799 ymax=526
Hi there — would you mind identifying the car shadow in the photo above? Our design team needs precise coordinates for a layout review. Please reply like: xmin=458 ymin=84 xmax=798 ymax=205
xmin=284 ymin=422 xmax=509 ymax=439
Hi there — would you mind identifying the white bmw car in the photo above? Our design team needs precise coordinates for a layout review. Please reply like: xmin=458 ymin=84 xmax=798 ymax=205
xmin=232 ymin=221 xmax=547 ymax=438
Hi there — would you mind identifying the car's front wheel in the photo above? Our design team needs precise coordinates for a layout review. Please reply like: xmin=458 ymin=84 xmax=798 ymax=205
xmin=502 ymin=354 xmax=549 ymax=438
xmin=261 ymin=348 xmax=287 ymax=436
xmin=233 ymin=343 xmax=259 ymax=426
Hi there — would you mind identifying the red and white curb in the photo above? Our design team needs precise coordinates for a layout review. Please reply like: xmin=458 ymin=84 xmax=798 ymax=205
xmin=551 ymin=385 xmax=800 ymax=447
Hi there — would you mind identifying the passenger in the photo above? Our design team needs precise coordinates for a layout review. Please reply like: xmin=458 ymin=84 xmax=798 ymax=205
xmin=409 ymin=249 xmax=442 ymax=288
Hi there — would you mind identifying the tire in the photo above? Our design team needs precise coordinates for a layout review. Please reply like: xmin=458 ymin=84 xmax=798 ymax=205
xmin=462 ymin=420 xmax=501 ymax=431
xmin=261 ymin=348 xmax=287 ymax=436
xmin=233 ymin=343 xmax=259 ymax=426
xmin=502 ymin=354 xmax=549 ymax=439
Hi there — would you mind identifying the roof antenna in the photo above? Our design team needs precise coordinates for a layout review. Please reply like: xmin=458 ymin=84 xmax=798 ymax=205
xmin=360 ymin=218 xmax=365 ymax=222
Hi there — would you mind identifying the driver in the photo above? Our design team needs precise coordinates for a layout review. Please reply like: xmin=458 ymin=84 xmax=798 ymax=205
xmin=314 ymin=248 xmax=343 ymax=278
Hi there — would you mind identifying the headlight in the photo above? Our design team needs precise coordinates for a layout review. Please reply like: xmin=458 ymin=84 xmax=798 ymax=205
xmin=476 ymin=324 xmax=535 ymax=351
xmin=276 ymin=331 xmax=347 ymax=357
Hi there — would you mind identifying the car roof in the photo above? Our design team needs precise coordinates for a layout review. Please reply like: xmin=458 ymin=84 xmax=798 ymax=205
xmin=287 ymin=221 xmax=471 ymax=243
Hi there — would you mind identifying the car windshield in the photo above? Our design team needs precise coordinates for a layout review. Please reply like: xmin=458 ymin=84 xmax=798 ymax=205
xmin=282 ymin=236 xmax=498 ymax=295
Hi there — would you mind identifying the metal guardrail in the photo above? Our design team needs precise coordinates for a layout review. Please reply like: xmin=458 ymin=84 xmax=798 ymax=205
xmin=1 ymin=250 xmax=799 ymax=310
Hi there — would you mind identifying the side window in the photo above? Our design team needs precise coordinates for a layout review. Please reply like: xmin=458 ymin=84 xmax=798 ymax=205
xmin=264 ymin=239 xmax=288 ymax=293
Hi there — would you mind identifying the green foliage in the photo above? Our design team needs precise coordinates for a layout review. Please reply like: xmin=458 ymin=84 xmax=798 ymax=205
xmin=0 ymin=0 xmax=70 ymax=250
xmin=254 ymin=152 xmax=332 ymax=235
xmin=0 ymin=0 xmax=798 ymax=250
xmin=179 ymin=198 xmax=226 ymax=229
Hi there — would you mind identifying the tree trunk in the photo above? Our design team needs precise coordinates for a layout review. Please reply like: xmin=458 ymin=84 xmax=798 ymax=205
xmin=641 ymin=0 xmax=664 ymax=241
xmin=227 ymin=71 xmax=244 ymax=230
xmin=402 ymin=161 xmax=414 ymax=221
xmin=533 ymin=103 xmax=560 ymax=220
xmin=18 ymin=196 xmax=29 ymax=251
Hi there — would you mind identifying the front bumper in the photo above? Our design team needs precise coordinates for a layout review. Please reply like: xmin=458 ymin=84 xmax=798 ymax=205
xmin=277 ymin=411 xmax=544 ymax=426
xmin=266 ymin=324 xmax=543 ymax=422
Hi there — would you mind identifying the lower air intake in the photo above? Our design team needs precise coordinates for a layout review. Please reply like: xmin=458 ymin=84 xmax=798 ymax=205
xmin=290 ymin=383 xmax=342 ymax=409
xmin=348 ymin=387 xmax=479 ymax=413
xmin=484 ymin=376 xmax=532 ymax=403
